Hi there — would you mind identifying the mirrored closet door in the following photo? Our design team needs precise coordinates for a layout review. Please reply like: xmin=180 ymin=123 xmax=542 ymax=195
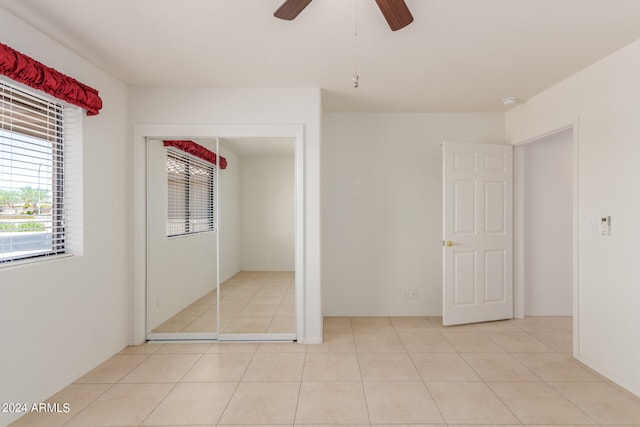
xmin=146 ymin=138 xmax=220 ymax=339
xmin=218 ymin=138 xmax=296 ymax=339
xmin=145 ymin=136 xmax=297 ymax=341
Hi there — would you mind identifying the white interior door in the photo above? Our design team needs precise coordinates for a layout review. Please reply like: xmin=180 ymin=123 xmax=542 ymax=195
xmin=442 ymin=142 xmax=513 ymax=326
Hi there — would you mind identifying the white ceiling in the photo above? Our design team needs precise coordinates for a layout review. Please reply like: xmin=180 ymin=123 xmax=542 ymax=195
xmin=220 ymin=137 xmax=295 ymax=156
xmin=2 ymin=0 xmax=640 ymax=112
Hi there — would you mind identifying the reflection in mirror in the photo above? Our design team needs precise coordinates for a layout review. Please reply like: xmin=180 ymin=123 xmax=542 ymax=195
xmin=218 ymin=138 xmax=296 ymax=335
xmin=219 ymin=271 xmax=295 ymax=333
xmin=146 ymin=138 xmax=219 ymax=337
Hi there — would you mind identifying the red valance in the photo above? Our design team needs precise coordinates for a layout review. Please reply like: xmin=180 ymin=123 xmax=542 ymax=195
xmin=0 ymin=42 xmax=103 ymax=116
xmin=163 ymin=140 xmax=228 ymax=169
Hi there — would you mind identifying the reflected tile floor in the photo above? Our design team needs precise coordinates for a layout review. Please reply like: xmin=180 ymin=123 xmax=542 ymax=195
xmin=11 ymin=316 xmax=640 ymax=427
xmin=150 ymin=270 xmax=295 ymax=334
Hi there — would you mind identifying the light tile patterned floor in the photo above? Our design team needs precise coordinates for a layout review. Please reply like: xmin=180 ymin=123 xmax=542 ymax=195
xmin=151 ymin=271 xmax=295 ymax=334
xmin=11 ymin=316 xmax=640 ymax=426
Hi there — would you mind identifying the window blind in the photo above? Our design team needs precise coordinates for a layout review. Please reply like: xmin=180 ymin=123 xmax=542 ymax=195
xmin=0 ymin=81 xmax=65 ymax=262
xmin=166 ymin=147 xmax=215 ymax=236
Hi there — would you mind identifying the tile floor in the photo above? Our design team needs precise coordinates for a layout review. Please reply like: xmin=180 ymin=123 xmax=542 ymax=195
xmin=151 ymin=271 xmax=295 ymax=334
xmin=10 ymin=316 xmax=640 ymax=426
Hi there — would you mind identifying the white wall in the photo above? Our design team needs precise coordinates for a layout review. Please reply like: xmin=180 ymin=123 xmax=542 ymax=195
xmin=0 ymin=9 xmax=130 ymax=426
xmin=130 ymin=87 xmax=323 ymax=343
xmin=507 ymin=38 xmax=640 ymax=396
xmin=240 ymin=155 xmax=295 ymax=271
xmin=523 ymin=129 xmax=573 ymax=315
xmin=146 ymin=140 xmax=218 ymax=330
xmin=322 ymin=113 xmax=505 ymax=316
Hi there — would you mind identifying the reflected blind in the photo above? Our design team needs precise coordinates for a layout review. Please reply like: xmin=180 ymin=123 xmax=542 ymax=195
xmin=0 ymin=81 xmax=65 ymax=263
xmin=166 ymin=147 xmax=215 ymax=236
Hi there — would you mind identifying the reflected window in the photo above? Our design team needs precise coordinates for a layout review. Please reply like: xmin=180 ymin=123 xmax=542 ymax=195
xmin=166 ymin=148 xmax=215 ymax=236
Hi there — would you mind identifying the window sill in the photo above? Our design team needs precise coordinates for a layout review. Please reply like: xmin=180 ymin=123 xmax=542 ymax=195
xmin=0 ymin=253 xmax=74 ymax=270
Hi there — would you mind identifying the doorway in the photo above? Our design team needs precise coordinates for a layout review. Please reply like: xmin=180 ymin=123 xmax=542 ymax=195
xmin=442 ymin=133 xmax=574 ymax=328
xmin=520 ymin=128 xmax=573 ymax=316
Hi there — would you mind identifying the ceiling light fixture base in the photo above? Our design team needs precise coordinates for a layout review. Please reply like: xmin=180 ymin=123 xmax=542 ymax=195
xmin=502 ymin=96 xmax=522 ymax=106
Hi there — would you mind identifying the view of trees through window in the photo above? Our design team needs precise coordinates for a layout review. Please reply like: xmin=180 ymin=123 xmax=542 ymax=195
xmin=0 ymin=82 xmax=65 ymax=263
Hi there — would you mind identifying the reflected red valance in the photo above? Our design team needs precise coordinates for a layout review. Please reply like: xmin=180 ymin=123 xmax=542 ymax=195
xmin=163 ymin=140 xmax=227 ymax=169
xmin=0 ymin=42 xmax=103 ymax=116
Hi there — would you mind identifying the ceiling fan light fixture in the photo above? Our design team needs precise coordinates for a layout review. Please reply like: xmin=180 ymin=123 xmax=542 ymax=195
xmin=374 ymin=0 xmax=414 ymax=31
xmin=273 ymin=0 xmax=414 ymax=31
xmin=274 ymin=0 xmax=313 ymax=20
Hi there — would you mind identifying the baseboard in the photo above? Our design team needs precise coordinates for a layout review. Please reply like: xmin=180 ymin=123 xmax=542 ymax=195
xmin=576 ymin=354 xmax=640 ymax=399
xmin=300 ymin=336 xmax=323 ymax=345
xmin=524 ymin=310 xmax=573 ymax=317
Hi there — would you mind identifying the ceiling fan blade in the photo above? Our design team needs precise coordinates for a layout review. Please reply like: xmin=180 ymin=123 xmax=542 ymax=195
xmin=274 ymin=0 xmax=313 ymax=20
xmin=374 ymin=0 xmax=414 ymax=31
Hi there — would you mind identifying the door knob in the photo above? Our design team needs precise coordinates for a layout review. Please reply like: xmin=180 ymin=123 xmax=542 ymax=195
xmin=446 ymin=240 xmax=456 ymax=247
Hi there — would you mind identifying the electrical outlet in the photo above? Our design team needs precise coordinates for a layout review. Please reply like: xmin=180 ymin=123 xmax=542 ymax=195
xmin=402 ymin=289 xmax=418 ymax=300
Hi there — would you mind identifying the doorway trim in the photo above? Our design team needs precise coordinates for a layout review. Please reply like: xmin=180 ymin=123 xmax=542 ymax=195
xmin=132 ymin=123 xmax=305 ymax=345
xmin=512 ymin=121 xmax=580 ymax=356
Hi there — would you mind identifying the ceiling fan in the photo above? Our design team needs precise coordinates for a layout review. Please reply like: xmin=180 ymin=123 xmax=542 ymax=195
xmin=274 ymin=0 xmax=414 ymax=31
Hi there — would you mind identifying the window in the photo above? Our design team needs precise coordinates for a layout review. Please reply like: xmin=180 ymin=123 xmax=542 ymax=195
xmin=0 ymin=81 xmax=65 ymax=263
xmin=166 ymin=147 xmax=215 ymax=236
